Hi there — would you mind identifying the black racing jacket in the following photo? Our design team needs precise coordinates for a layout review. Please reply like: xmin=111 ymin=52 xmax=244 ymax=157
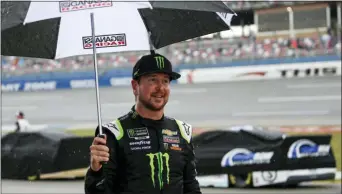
xmin=85 ymin=106 xmax=202 ymax=194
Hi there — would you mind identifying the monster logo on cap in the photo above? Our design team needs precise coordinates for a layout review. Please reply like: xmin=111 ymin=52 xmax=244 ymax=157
xmin=154 ymin=56 xmax=165 ymax=69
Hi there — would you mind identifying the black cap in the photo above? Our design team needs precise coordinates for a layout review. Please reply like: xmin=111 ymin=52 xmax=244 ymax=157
xmin=132 ymin=53 xmax=181 ymax=80
xmin=16 ymin=111 xmax=24 ymax=117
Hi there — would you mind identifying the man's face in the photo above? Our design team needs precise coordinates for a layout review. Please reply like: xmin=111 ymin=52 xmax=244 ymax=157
xmin=133 ymin=73 xmax=171 ymax=111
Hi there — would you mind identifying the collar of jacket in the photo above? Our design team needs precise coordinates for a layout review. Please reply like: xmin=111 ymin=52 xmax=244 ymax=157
xmin=130 ymin=105 xmax=165 ymax=127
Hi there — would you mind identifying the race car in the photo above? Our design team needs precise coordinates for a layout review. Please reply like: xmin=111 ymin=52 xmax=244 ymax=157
xmin=1 ymin=130 xmax=93 ymax=180
xmin=2 ymin=125 xmax=337 ymax=188
xmin=192 ymin=125 xmax=337 ymax=188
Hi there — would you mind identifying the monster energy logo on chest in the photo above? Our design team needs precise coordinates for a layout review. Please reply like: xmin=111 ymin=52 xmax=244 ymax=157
xmin=146 ymin=152 xmax=170 ymax=189
xmin=154 ymin=56 xmax=165 ymax=69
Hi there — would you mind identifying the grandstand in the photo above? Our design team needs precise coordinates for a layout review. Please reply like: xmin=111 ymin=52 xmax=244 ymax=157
xmin=2 ymin=1 xmax=341 ymax=79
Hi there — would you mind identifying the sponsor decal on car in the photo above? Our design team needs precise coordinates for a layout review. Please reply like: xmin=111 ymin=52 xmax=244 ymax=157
xmin=59 ymin=0 xmax=113 ymax=12
xmin=221 ymin=148 xmax=274 ymax=167
xmin=82 ymin=34 xmax=127 ymax=49
xmin=261 ymin=171 xmax=277 ymax=183
xmin=287 ymin=139 xmax=330 ymax=159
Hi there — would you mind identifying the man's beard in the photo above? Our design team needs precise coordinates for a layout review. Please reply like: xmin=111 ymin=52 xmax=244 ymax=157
xmin=139 ymin=95 xmax=167 ymax=111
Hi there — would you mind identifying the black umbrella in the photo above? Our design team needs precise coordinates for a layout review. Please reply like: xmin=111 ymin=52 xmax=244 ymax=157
xmin=1 ymin=1 xmax=236 ymax=135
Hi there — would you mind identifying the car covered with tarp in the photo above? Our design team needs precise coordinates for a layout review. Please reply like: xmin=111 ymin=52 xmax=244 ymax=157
xmin=1 ymin=130 xmax=93 ymax=180
xmin=192 ymin=125 xmax=337 ymax=188
xmin=2 ymin=125 xmax=337 ymax=187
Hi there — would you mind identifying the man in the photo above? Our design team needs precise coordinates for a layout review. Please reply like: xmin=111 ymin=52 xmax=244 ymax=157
xmin=84 ymin=53 xmax=202 ymax=194
xmin=15 ymin=111 xmax=30 ymax=132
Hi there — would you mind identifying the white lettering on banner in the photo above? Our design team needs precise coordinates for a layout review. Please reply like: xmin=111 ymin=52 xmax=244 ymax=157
xmin=23 ymin=81 xmax=56 ymax=91
xmin=1 ymin=83 xmax=21 ymax=92
xmin=70 ymin=79 xmax=95 ymax=89
xmin=178 ymin=61 xmax=341 ymax=84
xmin=110 ymin=77 xmax=131 ymax=86
xmin=280 ymin=67 xmax=337 ymax=78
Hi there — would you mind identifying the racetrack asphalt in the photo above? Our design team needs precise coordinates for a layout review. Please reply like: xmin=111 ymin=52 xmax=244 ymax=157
xmin=1 ymin=179 xmax=341 ymax=194
xmin=2 ymin=76 xmax=341 ymax=129
xmin=1 ymin=76 xmax=341 ymax=193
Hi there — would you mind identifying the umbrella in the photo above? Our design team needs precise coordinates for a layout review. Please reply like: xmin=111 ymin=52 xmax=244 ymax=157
xmin=1 ymin=1 xmax=236 ymax=135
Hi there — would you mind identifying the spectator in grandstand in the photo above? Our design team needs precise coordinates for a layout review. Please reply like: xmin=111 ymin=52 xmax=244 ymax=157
xmin=15 ymin=111 xmax=31 ymax=132
xmin=3 ymin=30 xmax=341 ymax=75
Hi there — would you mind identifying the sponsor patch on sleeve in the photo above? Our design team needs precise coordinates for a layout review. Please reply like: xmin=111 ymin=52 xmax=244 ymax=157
xmin=176 ymin=119 xmax=192 ymax=143
xmin=102 ymin=119 xmax=123 ymax=140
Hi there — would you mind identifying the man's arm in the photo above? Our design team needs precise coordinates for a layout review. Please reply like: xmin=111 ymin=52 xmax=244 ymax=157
xmin=183 ymin=141 xmax=202 ymax=194
xmin=176 ymin=119 xmax=202 ymax=194
xmin=84 ymin=126 xmax=121 ymax=194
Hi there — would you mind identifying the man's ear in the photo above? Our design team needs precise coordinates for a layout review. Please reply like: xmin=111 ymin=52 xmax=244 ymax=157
xmin=131 ymin=79 xmax=138 ymax=96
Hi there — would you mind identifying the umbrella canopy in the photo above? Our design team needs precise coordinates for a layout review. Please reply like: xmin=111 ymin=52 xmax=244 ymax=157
xmin=1 ymin=1 xmax=236 ymax=59
xmin=1 ymin=1 xmax=237 ymax=136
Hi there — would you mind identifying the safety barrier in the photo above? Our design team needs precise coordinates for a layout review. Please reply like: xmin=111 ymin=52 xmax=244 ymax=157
xmin=2 ymin=56 xmax=341 ymax=92
xmin=1 ymin=77 xmax=127 ymax=92
xmin=177 ymin=60 xmax=341 ymax=84
xmin=1 ymin=76 xmax=180 ymax=92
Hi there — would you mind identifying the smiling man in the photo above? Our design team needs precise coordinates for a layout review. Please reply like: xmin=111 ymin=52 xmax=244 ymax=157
xmin=85 ymin=53 xmax=202 ymax=194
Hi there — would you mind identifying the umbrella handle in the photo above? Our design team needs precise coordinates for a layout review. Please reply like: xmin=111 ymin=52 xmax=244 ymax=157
xmin=97 ymin=134 xmax=108 ymax=165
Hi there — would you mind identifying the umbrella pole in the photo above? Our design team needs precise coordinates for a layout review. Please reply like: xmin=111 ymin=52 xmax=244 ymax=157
xmin=148 ymin=31 xmax=155 ymax=55
xmin=90 ymin=13 xmax=104 ymax=136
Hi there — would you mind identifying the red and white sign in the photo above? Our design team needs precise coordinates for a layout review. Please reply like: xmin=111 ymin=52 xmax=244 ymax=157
xmin=82 ymin=34 xmax=127 ymax=49
xmin=178 ymin=61 xmax=341 ymax=84
xmin=59 ymin=1 xmax=113 ymax=13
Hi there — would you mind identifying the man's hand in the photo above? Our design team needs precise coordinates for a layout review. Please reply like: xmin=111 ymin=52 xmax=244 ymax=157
xmin=90 ymin=135 xmax=110 ymax=172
